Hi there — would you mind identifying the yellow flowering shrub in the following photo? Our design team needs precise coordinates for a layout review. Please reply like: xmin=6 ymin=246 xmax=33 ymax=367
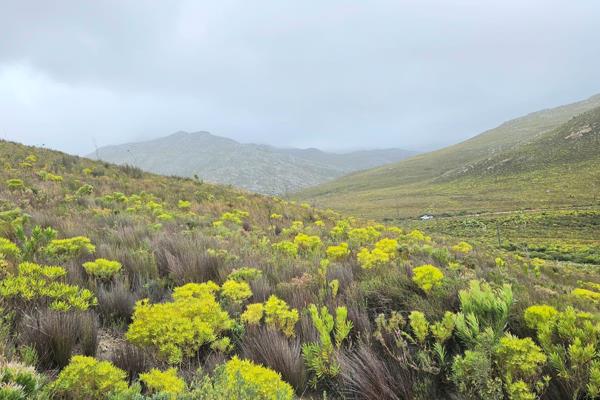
xmin=357 ymin=247 xmax=390 ymax=269
xmin=571 ymin=288 xmax=600 ymax=302
xmin=326 ymin=243 xmax=350 ymax=261
xmin=412 ymin=264 xmax=444 ymax=293
xmin=82 ymin=258 xmax=122 ymax=280
xmin=270 ymin=213 xmax=283 ymax=220
xmin=0 ymin=262 xmax=96 ymax=311
xmin=348 ymin=227 xmax=380 ymax=247
xmin=293 ymin=233 xmax=322 ymax=253
xmin=177 ymin=200 xmax=191 ymax=210
xmin=219 ymin=209 xmax=249 ymax=225
xmin=50 ymin=356 xmax=129 ymax=399
xmin=523 ymin=305 xmax=559 ymax=330
xmin=241 ymin=303 xmax=264 ymax=325
xmin=44 ymin=236 xmax=95 ymax=259
xmin=452 ymin=241 xmax=473 ymax=254
xmin=263 ymin=295 xmax=299 ymax=337
xmin=222 ymin=357 xmax=294 ymax=400
xmin=126 ymin=281 xmax=233 ymax=364
xmin=139 ymin=368 xmax=185 ymax=399
xmin=374 ymin=238 xmax=398 ymax=256
xmin=407 ymin=229 xmax=431 ymax=243
xmin=271 ymin=240 xmax=298 ymax=258
xmin=221 ymin=279 xmax=252 ymax=303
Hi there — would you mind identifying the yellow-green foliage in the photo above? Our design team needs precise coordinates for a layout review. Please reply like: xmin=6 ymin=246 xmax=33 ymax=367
xmin=271 ymin=240 xmax=298 ymax=258
xmin=495 ymin=333 xmax=547 ymax=398
xmin=496 ymin=334 xmax=546 ymax=379
xmin=218 ymin=209 xmax=249 ymax=225
xmin=177 ymin=200 xmax=191 ymax=210
xmin=293 ymin=233 xmax=322 ymax=253
xmin=139 ymin=368 xmax=185 ymax=399
xmin=302 ymin=304 xmax=352 ymax=386
xmin=126 ymin=281 xmax=233 ymax=364
xmin=412 ymin=264 xmax=444 ymax=293
xmin=223 ymin=357 xmax=294 ymax=400
xmin=571 ymin=288 xmax=600 ymax=302
xmin=329 ymin=218 xmax=352 ymax=240
xmin=75 ymin=183 xmax=94 ymax=196
xmin=0 ymin=237 xmax=21 ymax=260
xmin=452 ymin=241 xmax=473 ymax=254
xmin=82 ymin=258 xmax=122 ymax=280
xmin=357 ymin=247 xmax=390 ymax=269
xmin=36 ymin=170 xmax=63 ymax=182
xmin=348 ymin=227 xmax=380 ymax=247
xmin=326 ymin=242 xmax=349 ymax=261
xmin=241 ymin=303 xmax=264 ymax=325
xmin=270 ymin=213 xmax=283 ymax=220
xmin=227 ymin=267 xmax=262 ymax=282
xmin=0 ymin=262 xmax=96 ymax=311
xmin=6 ymin=178 xmax=25 ymax=191
xmin=374 ymin=238 xmax=398 ymax=256
xmin=407 ymin=229 xmax=431 ymax=243
xmin=221 ymin=279 xmax=252 ymax=303
xmin=431 ymin=311 xmax=456 ymax=344
xmin=50 ymin=356 xmax=129 ymax=399
xmin=263 ymin=295 xmax=299 ymax=337
xmin=44 ymin=236 xmax=95 ymax=259
xmin=523 ymin=305 xmax=559 ymax=330
xmin=409 ymin=311 xmax=429 ymax=343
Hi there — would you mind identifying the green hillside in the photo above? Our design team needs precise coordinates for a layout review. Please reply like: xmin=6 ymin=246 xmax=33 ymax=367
xmin=297 ymin=94 xmax=600 ymax=219
xmin=3 ymin=138 xmax=600 ymax=399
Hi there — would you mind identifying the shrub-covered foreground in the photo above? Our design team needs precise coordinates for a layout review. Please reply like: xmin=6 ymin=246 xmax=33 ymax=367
xmin=0 ymin=139 xmax=600 ymax=399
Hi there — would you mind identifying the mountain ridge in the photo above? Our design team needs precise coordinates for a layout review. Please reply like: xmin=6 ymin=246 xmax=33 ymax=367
xmin=90 ymin=131 xmax=416 ymax=195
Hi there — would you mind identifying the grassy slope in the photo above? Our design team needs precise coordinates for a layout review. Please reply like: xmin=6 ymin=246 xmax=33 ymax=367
xmin=2 ymin=138 xmax=600 ymax=399
xmin=297 ymin=94 xmax=600 ymax=219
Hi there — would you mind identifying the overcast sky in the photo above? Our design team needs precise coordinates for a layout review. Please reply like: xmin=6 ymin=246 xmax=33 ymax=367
xmin=1 ymin=0 xmax=599 ymax=155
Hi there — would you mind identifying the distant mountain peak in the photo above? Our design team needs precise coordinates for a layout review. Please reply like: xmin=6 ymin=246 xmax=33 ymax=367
xmin=89 ymin=132 xmax=415 ymax=195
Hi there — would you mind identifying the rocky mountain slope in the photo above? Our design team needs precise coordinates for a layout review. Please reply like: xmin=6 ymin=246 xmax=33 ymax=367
xmin=90 ymin=131 xmax=415 ymax=195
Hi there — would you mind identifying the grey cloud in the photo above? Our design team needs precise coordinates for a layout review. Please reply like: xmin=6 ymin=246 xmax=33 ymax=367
xmin=0 ymin=0 xmax=599 ymax=155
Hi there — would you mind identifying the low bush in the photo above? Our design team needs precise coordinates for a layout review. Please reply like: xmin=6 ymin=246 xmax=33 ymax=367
xmin=50 ymin=355 xmax=130 ymax=399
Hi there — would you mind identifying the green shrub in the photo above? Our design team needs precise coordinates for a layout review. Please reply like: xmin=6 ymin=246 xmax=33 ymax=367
xmin=495 ymin=333 xmax=548 ymax=398
xmin=302 ymin=304 xmax=352 ymax=387
xmin=50 ymin=356 xmax=130 ymax=399
xmin=0 ymin=362 xmax=47 ymax=400
xmin=0 ymin=262 xmax=96 ymax=311
xmin=6 ymin=179 xmax=25 ymax=191
xmin=75 ymin=184 xmax=94 ymax=196
xmin=44 ymin=236 xmax=95 ymax=260
xmin=82 ymin=258 xmax=122 ymax=280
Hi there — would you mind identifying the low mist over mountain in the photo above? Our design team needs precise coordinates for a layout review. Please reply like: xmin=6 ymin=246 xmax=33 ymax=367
xmin=90 ymin=131 xmax=416 ymax=194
